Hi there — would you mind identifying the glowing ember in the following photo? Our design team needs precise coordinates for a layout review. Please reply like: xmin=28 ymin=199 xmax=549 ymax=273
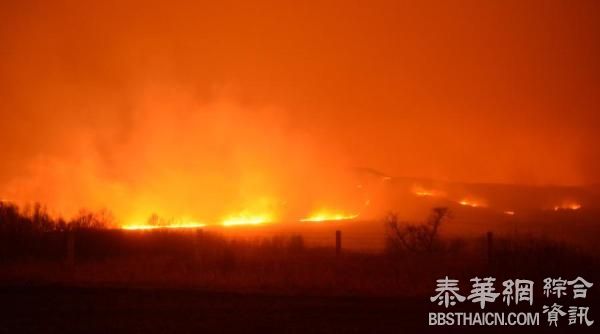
xmin=300 ymin=211 xmax=359 ymax=222
xmin=503 ymin=210 xmax=515 ymax=216
xmin=553 ymin=202 xmax=582 ymax=211
xmin=222 ymin=213 xmax=272 ymax=226
xmin=122 ymin=221 xmax=206 ymax=230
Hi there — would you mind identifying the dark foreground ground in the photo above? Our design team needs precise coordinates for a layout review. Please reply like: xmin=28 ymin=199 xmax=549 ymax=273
xmin=0 ymin=285 xmax=597 ymax=334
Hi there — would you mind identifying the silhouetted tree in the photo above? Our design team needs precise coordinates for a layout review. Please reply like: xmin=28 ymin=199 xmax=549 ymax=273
xmin=385 ymin=207 xmax=450 ymax=255
xmin=69 ymin=209 xmax=115 ymax=230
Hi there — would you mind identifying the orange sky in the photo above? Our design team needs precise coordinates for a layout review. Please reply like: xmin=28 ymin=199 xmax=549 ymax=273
xmin=1 ymin=0 xmax=599 ymax=220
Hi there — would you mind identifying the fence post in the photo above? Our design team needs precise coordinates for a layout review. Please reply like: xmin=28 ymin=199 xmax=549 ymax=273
xmin=335 ymin=230 xmax=342 ymax=257
xmin=66 ymin=230 xmax=75 ymax=267
xmin=486 ymin=231 xmax=493 ymax=266
xmin=194 ymin=228 xmax=202 ymax=262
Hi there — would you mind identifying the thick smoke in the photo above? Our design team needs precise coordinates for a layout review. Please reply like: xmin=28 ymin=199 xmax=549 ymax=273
xmin=1 ymin=0 xmax=599 ymax=222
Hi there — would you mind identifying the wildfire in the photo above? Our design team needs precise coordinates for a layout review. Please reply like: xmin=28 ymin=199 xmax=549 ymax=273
xmin=222 ymin=213 xmax=273 ymax=226
xmin=412 ymin=185 xmax=445 ymax=198
xmin=458 ymin=198 xmax=485 ymax=208
xmin=553 ymin=202 xmax=582 ymax=211
xmin=122 ymin=221 xmax=206 ymax=230
xmin=300 ymin=211 xmax=359 ymax=222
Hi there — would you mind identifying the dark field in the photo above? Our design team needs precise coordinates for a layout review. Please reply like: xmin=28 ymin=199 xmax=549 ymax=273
xmin=1 ymin=285 xmax=599 ymax=334
xmin=2 ymin=203 xmax=599 ymax=333
xmin=0 ymin=285 xmax=420 ymax=333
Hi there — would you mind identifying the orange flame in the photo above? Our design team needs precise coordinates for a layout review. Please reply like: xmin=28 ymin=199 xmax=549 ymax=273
xmin=412 ymin=185 xmax=445 ymax=198
xmin=458 ymin=198 xmax=486 ymax=208
xmin=122 ymin=221 xmax=206 ymax=230
xmin=222 ymin=212 xmax=273 ymax=226
xmin=553 ymin=201 xmax=582 ymax=211
xmin=300 ymin=210 xmax=358 ymax=222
